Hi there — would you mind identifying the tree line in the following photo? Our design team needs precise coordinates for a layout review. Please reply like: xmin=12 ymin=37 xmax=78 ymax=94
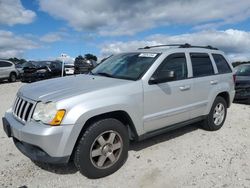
xmin=231 ymin=61 xmax=250 ymax=67
xmin=7 ymin=53 xmax=98 ymax=64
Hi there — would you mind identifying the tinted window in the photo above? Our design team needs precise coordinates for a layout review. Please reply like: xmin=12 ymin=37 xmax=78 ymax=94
xmin=0 ymin=61 xmax=12 ymax=67
xmin=235 ymin=65 xmax=250 ymax=76
xmin=212 ymin=54 xmax=232 ymax=74
xmin=191 ymin=53 xmax=214 ymax=77
xmin=153 ymin=53 xmax=187 ymax=81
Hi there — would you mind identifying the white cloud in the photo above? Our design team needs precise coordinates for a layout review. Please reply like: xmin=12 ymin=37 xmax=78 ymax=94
xmin=39 ymin=0 xmax=250 ymax=36
xmin=0 ymin=30 xmax=38 ymax=58
xmin=40 ymin=33 xmax=62 ymax=43
xmin=100 ymin=29 xmax=250 ymax=61
xmin=0 ymin=0 xmax=36 ymax=26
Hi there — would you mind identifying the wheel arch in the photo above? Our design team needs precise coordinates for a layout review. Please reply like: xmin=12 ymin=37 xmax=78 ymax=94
xmin=9 ymin=71 xmax=17 ymax=76
xmin=217 ymin=91 xmax=230 ymax=108
xmin=70 ymin=110 xmax=138 ymax=161
xmin=79 ymin=110 xmax=139 ymax=141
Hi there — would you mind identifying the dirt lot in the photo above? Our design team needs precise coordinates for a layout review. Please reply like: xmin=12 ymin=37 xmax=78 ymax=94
xmin=0 ymin=82 xmax=250 ymax=188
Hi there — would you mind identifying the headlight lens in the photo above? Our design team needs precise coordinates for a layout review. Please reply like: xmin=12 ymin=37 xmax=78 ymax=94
xmin=33 ymin=102 xmax=65 ymax=126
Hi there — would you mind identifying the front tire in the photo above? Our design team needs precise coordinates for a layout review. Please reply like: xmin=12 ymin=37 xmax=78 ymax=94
xmin=74 ymin=118 xmax=129 ymax=179
xmin=202 ymin=96 xmax=227 ymax=131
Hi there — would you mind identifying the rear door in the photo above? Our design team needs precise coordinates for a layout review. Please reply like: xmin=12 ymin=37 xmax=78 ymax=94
xmin=143 ymin=53 xmax=194 ymax=132
xmin=188 ymin=53 xmax=219 ymax=118
xmin=0 ymin=61 xmax=12 ymax=78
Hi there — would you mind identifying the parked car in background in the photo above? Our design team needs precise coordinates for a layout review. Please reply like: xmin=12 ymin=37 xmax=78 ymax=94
xmin=64 ymin=63 xmax=74 ymax=75
xmin=20 ymin=61 xmax=63 ymax=83
xmin=0 ymin=60 xmax=19 ymax=82
xmin=234 ymin=64 xmax=250 ymax=102
xmin=15 ymin=63 xmax=24 ymax=75
xmin=74 ymin=59 xmax=96 ymax=74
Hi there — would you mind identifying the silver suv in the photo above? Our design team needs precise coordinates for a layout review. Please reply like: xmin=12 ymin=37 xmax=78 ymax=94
xmin=0 ymin=60 xmax=18 ymax=82
xmin=2 ymin=44 xmax=235 ymax=178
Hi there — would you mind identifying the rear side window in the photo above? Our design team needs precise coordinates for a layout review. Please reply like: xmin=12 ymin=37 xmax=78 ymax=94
xmin=212 ymin=54 xmax=232 ymax=74
xmin=190 ymin=53 xmax=214 ymax=77
xmin=0 ymin=61 xmax=12 ymax=67
xmin=154 ymin=53 xmax=187 ymax=81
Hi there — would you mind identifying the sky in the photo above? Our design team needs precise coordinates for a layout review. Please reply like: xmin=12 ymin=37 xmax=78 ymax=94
xmin=0 ymin=0 xmax=250 ymax=62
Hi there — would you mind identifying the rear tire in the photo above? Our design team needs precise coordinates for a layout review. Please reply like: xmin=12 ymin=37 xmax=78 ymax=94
xmin=202 ymin=96 xmax=227 ymax=131
xmin=8 ymin=72 xmax=16 ymax=82
xmin=74 ymin=118 xmax=129 ymax=179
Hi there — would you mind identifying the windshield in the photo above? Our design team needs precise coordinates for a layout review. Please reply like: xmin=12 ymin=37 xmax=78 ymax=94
xmin=236 ymin=65 xmax=250 ymax=76
xmin=91 ymin=52 xmax=159 ymax=80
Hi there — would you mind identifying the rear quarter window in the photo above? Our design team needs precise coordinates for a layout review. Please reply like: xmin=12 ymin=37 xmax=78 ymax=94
xmin=190 ymin=53 xmax=214 ymax=77
xmin=212 ymin=54 xmax=232 ymax=74
xmin=0 ymin=61 xmax=12 ymax=67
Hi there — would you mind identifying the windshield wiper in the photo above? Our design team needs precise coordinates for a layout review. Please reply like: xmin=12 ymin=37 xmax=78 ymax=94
xmin=95 ymin=72 xmax=114 ymax=78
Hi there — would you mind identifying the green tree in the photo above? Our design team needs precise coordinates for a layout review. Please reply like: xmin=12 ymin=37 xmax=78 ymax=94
xmin=232 ymin=61 xmax=250 ymax=67
xmin=84 ymin=54 xmax=97 ymax=61
xmin=8 ymin=57 xmax=27 ymax=64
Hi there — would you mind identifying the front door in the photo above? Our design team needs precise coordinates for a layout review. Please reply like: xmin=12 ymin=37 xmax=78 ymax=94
xmin=143 ymin=53 xmax=193 ymax=132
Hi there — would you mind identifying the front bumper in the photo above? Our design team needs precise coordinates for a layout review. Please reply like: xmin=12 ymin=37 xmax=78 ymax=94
xmin=2 ymin=110 xmax=77 ymax=164
xmin=20 ymin=73 xmax=47 ymax=82
xmin=13 ymin=138 xmax=69 ymax=163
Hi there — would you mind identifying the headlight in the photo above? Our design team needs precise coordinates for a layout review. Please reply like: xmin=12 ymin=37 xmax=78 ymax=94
xmin=33 ymin=102 xmax=65 ymax=126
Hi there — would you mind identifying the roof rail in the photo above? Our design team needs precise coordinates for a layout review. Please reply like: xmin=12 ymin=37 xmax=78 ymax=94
xmin=138 ymin=43 xmax=218 ymax=50
xmin=138 ymin=44 xmax=185 ymax=50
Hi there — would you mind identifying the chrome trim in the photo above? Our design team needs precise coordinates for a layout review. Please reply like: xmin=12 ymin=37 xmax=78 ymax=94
xmin=12 ymin=96 xmax=36 ymax=124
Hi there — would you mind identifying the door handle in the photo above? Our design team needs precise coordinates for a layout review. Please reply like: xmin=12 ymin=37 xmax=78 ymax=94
xmin=179 ymin=85 xmax=191 ymax=91
xmin=210 ymin=80 xmax=218 ymax=85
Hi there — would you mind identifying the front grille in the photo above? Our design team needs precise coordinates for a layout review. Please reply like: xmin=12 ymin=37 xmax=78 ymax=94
xmin=12 ymin=97 xmax=35 ymax=123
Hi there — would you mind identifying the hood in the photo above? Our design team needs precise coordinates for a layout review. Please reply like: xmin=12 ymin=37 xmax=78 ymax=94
xmin=18 ymin=74 xmax=132 ymax=102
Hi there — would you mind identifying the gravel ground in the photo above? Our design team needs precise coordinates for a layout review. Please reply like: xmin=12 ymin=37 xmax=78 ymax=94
xmin=0 ymin=82 xmax=250 ymax=188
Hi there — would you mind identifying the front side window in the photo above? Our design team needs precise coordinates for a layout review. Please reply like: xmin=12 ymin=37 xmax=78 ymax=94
xmin=191 ymin=53 xmax=214 ymax=77
xmin=152 ymin=53 xmax=188 ymax=81
xmin=212 ymin=54 xmax=232 ymax=74
xmin=91 ymin=52 xmax=159 ymax=80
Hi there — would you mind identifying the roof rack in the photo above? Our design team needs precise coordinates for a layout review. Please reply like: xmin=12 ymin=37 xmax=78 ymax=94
xmin=138 ymin=43 xmax=218 ymax=50
xmin=138 ymin=44 xmax=184 ymax=50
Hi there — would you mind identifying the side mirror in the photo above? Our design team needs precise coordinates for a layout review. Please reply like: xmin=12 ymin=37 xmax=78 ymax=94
xmin=149 ymin=70 xmax=176 ymax=85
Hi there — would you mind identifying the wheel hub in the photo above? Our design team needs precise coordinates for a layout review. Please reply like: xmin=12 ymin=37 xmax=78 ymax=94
xmin=213 ymin=103 xmax=225 ymax=126
xmin=102 ymin=144 xmax=113 ymax=156
xmin=90 ymin=130 xmax=123 ymax=169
